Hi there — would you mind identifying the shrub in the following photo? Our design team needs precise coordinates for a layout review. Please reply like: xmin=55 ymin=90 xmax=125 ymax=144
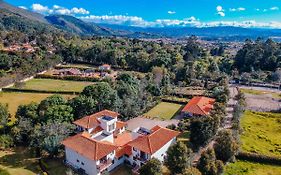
xmin=0 ymin=134 xmax=14 ymax=149
xmin=35 ymin=74 xmax=100 ymax=82
xmin=237 ymin=151 xmax=281 ymax=165
xmin=0 ymin=168 xmax=10 ymax=175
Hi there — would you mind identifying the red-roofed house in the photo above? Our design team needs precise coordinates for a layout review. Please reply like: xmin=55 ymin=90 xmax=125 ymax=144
xmin=99 ymin=64 xmax=111 ymax=71
xmin=181 ymin=96 xmax=215 ymax=117
xmin=62 ymin=110 xmax=180 ymax=175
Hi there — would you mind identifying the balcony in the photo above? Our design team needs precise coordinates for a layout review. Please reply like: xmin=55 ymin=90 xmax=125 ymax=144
xmin=97 ymin=159 xmax=113 ymax=172
xmin=133 ymin=156 xmax=148 ymax=162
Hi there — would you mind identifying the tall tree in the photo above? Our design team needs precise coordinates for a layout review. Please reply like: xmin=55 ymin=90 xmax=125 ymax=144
xmin=166 ymin=142 xmax=192 ymax=174
xmin=197 ymin=148 xmax=224 ymax=175
xmin=139 ymin=158 xmax=162 ymax=175
xmin=82 ymin=82 xmax=118 ymax=111
xmin=214 ymin=130 xmax=238 ymax=163
xmin=0 ymin=103 xmax=9 ymax=133
xmin=190 ymin=116 xmax=219 ymax=150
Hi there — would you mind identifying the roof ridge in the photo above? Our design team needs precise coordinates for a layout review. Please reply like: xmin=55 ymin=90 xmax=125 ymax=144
xmin=95 ymin=140 xmax=98 ymax=160
xmin=147 ymin=136 xmax=153 ymax=154
xmin=195 ymin=104 xmax=208 ymax=115
xmin=87 ymin=116 xmax=91 ymax=129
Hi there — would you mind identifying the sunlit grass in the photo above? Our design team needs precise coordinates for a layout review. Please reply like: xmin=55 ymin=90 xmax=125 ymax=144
xmin=241 ymin=111 xmax=281 ymax=157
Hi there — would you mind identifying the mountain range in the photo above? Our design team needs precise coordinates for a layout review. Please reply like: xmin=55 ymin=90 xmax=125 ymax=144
xmin=1 ymin=0 xmax=281 ymax=41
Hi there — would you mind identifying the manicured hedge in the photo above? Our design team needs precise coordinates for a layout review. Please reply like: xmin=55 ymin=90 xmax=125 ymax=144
xmin=35 ymin=74 xmax=100 ymax=82
xmin=161 ymin=97 xmax=188 ymax=105
xmin=237 ymin=151 xmax=281 ymax=165
xmin=2 ymin=87 xmax=79 ymax=95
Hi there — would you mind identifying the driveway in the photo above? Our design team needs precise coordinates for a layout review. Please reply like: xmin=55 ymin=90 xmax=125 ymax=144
xmin=126 ymin=116 xmax=179 ymax=131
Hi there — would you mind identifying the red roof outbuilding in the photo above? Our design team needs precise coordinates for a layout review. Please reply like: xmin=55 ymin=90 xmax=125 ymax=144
xmin=182 ymin=96 xmax=215 ymax=116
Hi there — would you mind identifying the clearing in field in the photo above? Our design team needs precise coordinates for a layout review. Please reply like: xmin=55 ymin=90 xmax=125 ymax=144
xmin=12 ymin=78 xmax=94 ymax=93
xmin=0 ymin=92 xmax=75 ymax=119
xmin=224 ymin=160 xmax=281 ymax=175
xmin=144 ymin=102 xmax=183 ymax=120
xmin=0 ymin=147 xmax=40 ymax=175
xmin=241 ymin=111 xmax=281 ymax=157
xmin=240 ymin=88 xmax=281 ymax=99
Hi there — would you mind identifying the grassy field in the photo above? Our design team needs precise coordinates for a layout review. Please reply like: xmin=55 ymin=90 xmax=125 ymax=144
xmin=12 ymin=79 xmax=94 ymax=92
xmin=0 ymin=147 xmax=40 ymax=175
xmin=144 ymin=102 xmax=183 ymax=120
xmin=224 ymin=160 xmax=281 ymax=175
xmin=240 ymin=88 xmax=281 ymax=99
xmin=42 ymin=158 xmax=69 ymax=175
xmin=241 ymin=111 xmax=281 ymax=157
xmin=0 ymin=92 xmax=75 ymax=119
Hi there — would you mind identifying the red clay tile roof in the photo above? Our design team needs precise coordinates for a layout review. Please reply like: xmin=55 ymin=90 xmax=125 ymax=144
xmin=114 ymin=132 xmax=134 ymax=158
xmin=115 ymin=145 xmax=132 ymax=158
xmin=90 ymin=126 xmax=104 ymax=135
xmin=116 ymin=121 xmax=127 ymax=130
xmin=101 ymin=64 xmax=111 ymax=67
xmin=182 ymin=96 xmax=215 ymax=116
xmin=128 ymin=126 xmax=180 ymax=154
xmin=114 ymin=132 xmax=134 ymax=147
xmin=73 ymin=110 xmax=119 ymax=129
xmin=62 ymin=132 xmax=118 ymax=161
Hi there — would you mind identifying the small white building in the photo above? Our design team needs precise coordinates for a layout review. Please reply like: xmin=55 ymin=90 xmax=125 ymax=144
xmin=99 ymin=64 xmax=111 ymax=71
xmin=62 ymin=110 xmax=180 ymax=175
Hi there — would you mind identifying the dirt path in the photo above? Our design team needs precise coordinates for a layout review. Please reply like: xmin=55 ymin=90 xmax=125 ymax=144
xmin=192 ymin=85 xmax=238 ymax=164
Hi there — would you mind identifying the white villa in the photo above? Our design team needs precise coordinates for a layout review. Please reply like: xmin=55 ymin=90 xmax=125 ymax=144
xmin=62 ymin=110 xmax=180 ymax=175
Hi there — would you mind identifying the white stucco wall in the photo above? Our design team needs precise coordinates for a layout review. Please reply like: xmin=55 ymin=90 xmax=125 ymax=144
xmin=99 ymin=118 xmax=117 ymax=134
xmin=65 ymin=147 xmax=98 ymax=175
xmin=151 ymin=137 xmax=176 ymax=162
xmin=107 ymin=156 xmax=125 ymax=172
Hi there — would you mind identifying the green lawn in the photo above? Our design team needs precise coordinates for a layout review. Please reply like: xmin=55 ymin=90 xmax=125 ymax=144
xmin=110 ymin=165 xmax=132 ymax=175
xmin=12 ymin=79 xmax=94 ymax=93
xmin=144 ymin=102 xmax=183 ymax=120
xmin=241 ymin=111 xmax=281 ymax=157
xmin=0 ymin=92 xmax=75 ymax=119
xmin=224 ymin=160 xmax=281 ymax=175
xmin=0 ymin=147 xmax=40 ymax=175
xmin=42 ymin=158 xmax=69 ymax=175
xmin=240 ymin=88 xmax=281 ymax=99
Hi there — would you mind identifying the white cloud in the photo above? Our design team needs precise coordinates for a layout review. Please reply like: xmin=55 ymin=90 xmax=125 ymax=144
xmin=216 ymin=5 xmax=225 ymax=17
xmin=71 ymin=7 xmax=90 ymax=15
xmin=18 ymin=6 xmax=27 ymax=10
xmin=217 ymin=11 xmax=225 ymax=17
xmin=260 ymin=6 xmax=279 ymax=12
xmin=168 ymin=11 xmax=176 ymax=15
xmin=216 ymin=6 xmax=223 ymax=12
xmin=80 ymin=15 xmax=200 ymax=27
xmin=230 ymin=7 xmax=246 ymax=12
xmin=31 ymin=3 xmax=89 ymax=15
xmin=80 ymin=14 xmax=281 ymax=29
xmin=270 ymin=6 xmax=279 ymax=11
xmin=31 ymin=4 xmax=51 ymax=13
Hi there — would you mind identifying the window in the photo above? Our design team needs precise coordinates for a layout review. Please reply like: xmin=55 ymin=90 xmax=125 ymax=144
xmin=81 ymin=162 xmax=84 ymax=165
xmin=108 ymin=123 xmax=115 ymax=131
xmin=76 ymin=159 xmax=80 ymax=163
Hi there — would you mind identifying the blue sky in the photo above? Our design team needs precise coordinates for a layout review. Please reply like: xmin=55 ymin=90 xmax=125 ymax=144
xmin=5 ymin=0 xmax=281 ymax=28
